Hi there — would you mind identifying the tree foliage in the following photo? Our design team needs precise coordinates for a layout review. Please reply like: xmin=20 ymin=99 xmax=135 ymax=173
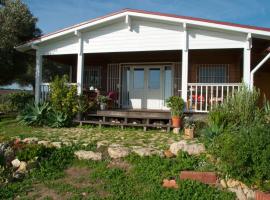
xmin=0 ymin=0 xmax=41 ymax=85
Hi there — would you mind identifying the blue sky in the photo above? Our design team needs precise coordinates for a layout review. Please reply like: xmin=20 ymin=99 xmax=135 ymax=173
xmin=23 ymin=0 xmax=270 ymax=34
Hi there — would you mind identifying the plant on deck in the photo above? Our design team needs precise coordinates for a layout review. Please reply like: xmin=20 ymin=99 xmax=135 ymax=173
xmin=166 ymin=96 xmax=185 ymax=117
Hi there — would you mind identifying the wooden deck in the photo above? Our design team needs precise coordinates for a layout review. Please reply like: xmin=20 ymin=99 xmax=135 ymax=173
xmin=74 ymin=109 xmax=173 ymax=132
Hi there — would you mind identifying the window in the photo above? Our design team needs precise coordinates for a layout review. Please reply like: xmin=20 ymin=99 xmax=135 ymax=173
xmin=164 ymin=66 xmax=172 ymax=101
xmin=148 ymin=68 xmax=160 ymax=89
xmin=133 ymin=68 xmax=144 ymax=89
xmin=84 ymin=67 xmax=101 ymax=88
xmin=197 ymin=64 xmax=228 ymax=83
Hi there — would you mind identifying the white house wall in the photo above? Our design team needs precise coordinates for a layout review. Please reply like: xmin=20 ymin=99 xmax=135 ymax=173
xmin=188 ymin=28 xmax=246 ymax=49
xmin=39 ymin=35 xmax=78 ymax=55
xmin=39 ymin=19 xmax=247 ymax=55
xmin=83 ymin=19 xmax=183 ymax=53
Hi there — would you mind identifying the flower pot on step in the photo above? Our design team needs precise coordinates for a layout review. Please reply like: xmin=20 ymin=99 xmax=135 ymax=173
xmin=172 ymin=116 xmax=181 ymax=128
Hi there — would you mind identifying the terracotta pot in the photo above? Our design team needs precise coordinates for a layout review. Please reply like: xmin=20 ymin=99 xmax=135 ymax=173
xmin=171 ymin=116 xmax=181 ymax=128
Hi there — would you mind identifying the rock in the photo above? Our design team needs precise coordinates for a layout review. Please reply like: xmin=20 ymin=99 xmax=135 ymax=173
xmin=227 ymin=179 xmax=241 ymax=188
xmin=185 ymin=143 xmax=205 ymax=155
xmin=0 ymin=142 xmax=8 ymax=155
xmin=245 ymin=189 xmax=255 ymax=200
xmin=13 ymin=138 xmax=21 ymax=145
xmin=132 ymin=147 xmax=153 ymax=157
xmin=16 ymin=161 xmax=27 ymax=173
xmin=173 ymin=128 xmax=180 ymax=134
xmin=169 ymin=140 xmax=187 ymax=155
xmin=51 ymin=142 xmax=61 ymax=148
xmin=108 ymin=145 xmax=129 ymax=159
xmin=74 ymin=150 xmax=102 ymax=161
xmin=38 ymin=140 xmax=50 ymax=147
xmin=11 ymin=159 xmax=21 ymax=168
xmin=169 ymin=140 xmax=205 ymax=155
xmin=22 ymin=137 xmax=38 ymax=144
xmin=164 ymin=150 xmax=175 ymax=158
xmin=4 ymin=146 xmax=15 ymax=163
xmin=97 ymin=140 xmax=109 ymax=148
xmin=220 ymin=179 xmax=227 ymax=188
xmin=235 ymin=186 xmax=247 ymax=200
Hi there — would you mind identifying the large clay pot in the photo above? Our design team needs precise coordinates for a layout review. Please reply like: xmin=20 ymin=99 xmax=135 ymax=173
xmin=171 ymin=116 xmax=181 ymax=128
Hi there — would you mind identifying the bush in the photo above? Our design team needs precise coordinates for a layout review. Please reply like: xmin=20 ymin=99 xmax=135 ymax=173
xmin=7 ymin=92 xmax=34 ymax=112
xmin=47 ymin=110 xmax=69 ymax=128
xmin=49 ymin=75 xmax=78 ymax=121
xmin=17 ymin=102 xmax=50 ymax=126
xmin=204 ymin=85 xmax=270 ymax=190
xmin=0 ymin=92 xmax=34 ymax=113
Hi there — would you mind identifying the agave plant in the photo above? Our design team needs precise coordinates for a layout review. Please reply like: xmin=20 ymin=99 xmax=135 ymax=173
xmin=48 ymin=110 xmax=69 ymax=128
xmin=18 ymin=102 xmax=50 ymax=126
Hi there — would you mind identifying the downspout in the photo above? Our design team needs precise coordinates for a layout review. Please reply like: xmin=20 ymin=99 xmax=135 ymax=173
xmin=250 ymin=52 xmax=270 ymax=89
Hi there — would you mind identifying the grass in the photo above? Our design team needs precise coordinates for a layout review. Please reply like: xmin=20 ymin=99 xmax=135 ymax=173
xmin=0 ymin=117 xmax=235 ymax=199
xmin=1 ymin=150 xmax=235 ymax=200
xmin=0 ymin=117 xmax=182 ymax=150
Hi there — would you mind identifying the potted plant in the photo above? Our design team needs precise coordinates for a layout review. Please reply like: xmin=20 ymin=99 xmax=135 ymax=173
xmin=97 ymin=95 xmax=108 ymax=110
xmin=166 ymin=96 xmax=185 ymax=128
xmin=184 ymin=120 xmax=195 ymax=139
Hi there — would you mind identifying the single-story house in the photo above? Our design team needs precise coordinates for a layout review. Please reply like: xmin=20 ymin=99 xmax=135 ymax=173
xmin=16 ymin=9 xmax=270 ymax=125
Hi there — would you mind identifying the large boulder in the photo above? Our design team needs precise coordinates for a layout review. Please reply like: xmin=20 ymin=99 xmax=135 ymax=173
xmin=74 ymin=150 xmax=102 ymax=161
xmin=169 ymin=140 xmax=205 ymax=155
xmin=108 ymin=145 xmax=130 ymax=159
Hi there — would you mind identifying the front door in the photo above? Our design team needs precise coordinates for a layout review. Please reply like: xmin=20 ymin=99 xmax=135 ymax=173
xmin=125 ymin=65 xmax=172 ymax=110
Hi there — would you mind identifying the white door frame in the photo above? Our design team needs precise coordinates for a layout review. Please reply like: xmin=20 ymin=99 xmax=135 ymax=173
xmin=122 ymin=63 xmax=173 ymax=110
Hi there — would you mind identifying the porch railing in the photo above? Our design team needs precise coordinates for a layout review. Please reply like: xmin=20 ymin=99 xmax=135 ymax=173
xmin=187 ymin=83 xmax=241 ymax=112
xmin=40 ymin=83 xmax=77 ymax=102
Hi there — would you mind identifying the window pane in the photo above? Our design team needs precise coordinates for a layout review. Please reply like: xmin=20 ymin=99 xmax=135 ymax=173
xmin=134 ymin=68 xmax=144 ymax=89
xmin=148 ymin=68 xmax=160 ymax=89
xmin=198 ymin=65 xmax=228 ymax=83
xmin=164 ymin=66 xmax=172 ymax=101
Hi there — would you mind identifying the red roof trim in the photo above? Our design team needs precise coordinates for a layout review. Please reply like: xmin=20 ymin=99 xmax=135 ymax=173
xmin=27 ymin=8 xmax=270 ymax=44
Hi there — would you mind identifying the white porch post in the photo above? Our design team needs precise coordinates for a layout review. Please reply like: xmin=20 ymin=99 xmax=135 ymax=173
xmin=181 ymin=23 xmax=189 ymax=102
xmin=250 ymin=52 xmax=270 ymax=89
xmin=75 ymin=31 xmax=84 ymax=95
xmin=35 ymin=49 xmax=42 ymax=103
xmin=243 ymin=33 xmax=252 ymax=87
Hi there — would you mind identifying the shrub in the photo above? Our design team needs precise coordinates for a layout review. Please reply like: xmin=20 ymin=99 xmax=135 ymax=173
xmin=205 ymin=85 xmax=270 ymax=190
xmin=49 ymin=75 xmax=78 ymax=121
xmin=7 ymin=92 xmax=34 ymax=112
xmin=205 ymin=85 xmax=261 ymax=140
xmin=0 ymin=92 xmax=34 ymax=113
xmin=17 ymin=102 xmax=50 ymax=126
xmin=47 ymin=110 xmax=69 ymax=128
